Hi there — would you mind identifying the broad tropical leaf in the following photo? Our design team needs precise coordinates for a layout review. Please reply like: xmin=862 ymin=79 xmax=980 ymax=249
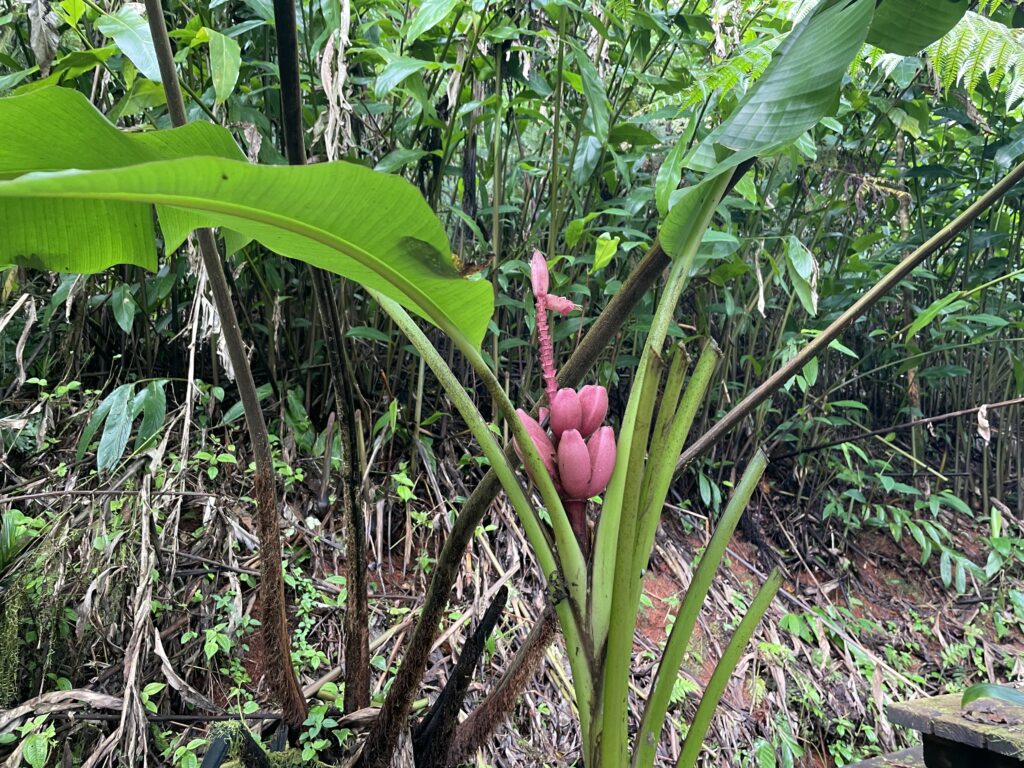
xmin=0 ymin=87 xmax=245 ymax=271
xmin=0 ymin=159 xmax=493 ymax=346
xmin=0 ymin=87 xmax=493 ymax=347
xmin=693 ymin=0 xmax=874 ymax=167
xmin=95 ymin=5 xmax=162 ymax=81
xmin=404 ymin=0 xmax=459 ymax=44
xmin=867 ymin=0 xmax=970 ymax=55
xmin=199 ymin=27 xmax=242 ymax=104
xmin=0 ymin=87 xmax=244 ymax=177
xmin=659 ymin=172 xmax=726 ymax=260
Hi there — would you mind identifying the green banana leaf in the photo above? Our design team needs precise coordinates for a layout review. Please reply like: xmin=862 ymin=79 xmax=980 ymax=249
xmin=659 ymin=171 xmax=728 ymax=261
xmin=0 ymin=88 xmax=493 ymax=348
xmin=687 ymin=0 xmax=970 ymax=172
xmin=867 ymin=0 xmax=970 ymax=55
xmin=695 ymin=0 xmax=874 ymax=163
xmin=0 ymin=86 xmax=244 ymax=177
xmin=1 ymin=87 xmax=245 ymax=272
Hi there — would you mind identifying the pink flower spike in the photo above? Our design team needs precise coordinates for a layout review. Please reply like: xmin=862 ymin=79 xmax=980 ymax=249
xmin=545 ymin=294 xmax=576 ymax=317
xmin=531 ymin=250 xmax=558 ymax=400
xmin=557 ymin=429 xmax=592 ymax=499
xmin=530 ymin=251 xmax=549 ymax=297
xmin=585 ymin=426 xmax=616 ymax=497
xmin=577 ymin=384 xmax=608 ymax=438
xmin=549 ymin=388 xmax=581 ymax=439
xmin=514 ymin=408 xmax=556 ymax=479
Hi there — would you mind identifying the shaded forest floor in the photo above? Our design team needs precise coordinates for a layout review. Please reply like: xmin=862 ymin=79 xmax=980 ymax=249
xmin=0 ymin=393 xmax=1022 ymax=767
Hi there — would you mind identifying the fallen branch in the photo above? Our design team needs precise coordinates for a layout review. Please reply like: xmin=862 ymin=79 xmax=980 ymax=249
xmin=772 ymin=395 xmax=1024 ymax=460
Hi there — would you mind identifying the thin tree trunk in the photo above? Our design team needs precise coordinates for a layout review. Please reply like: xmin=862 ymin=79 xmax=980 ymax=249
xmin=143 ymin=0 xmax=308 ymax=727
xmin=269 ymin=0 xmax=371 ymax=712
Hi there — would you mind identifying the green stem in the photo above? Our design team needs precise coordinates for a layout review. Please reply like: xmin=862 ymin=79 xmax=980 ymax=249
xmin=648 ymin=343 xmax=688 ymax=447
xmin=373 ymin=294 xmax=556 ymax=578
xmin=675 ymin=568 xmax=783 ymax=768
xmin=633 ymin=341 xmax=720 ymax=579
xmin=591 ymin=169 xmax=733 ymax=661
xmin=592 ymin=169 xmax=734 ymax=766
xmin=633 ymin=449 xmax=767 ymax=768
xmin=596 ymin=349 xmax=661 ymax=767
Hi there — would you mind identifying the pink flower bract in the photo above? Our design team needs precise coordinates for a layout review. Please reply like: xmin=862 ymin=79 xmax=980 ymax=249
xmin=557 ymin=429 xmax=592 ymax=499
xmin=530 ymin=251 xmax=549 ymax=297
xmin=550 ymin=388 xmax=581 ymax=439
xmin=578 ymin=384 xmax=608 ymax=438
xmin=586 ymin=426 xmax=616 ymax=496
xmin=515 ymin=408 xmax=556 ymax=480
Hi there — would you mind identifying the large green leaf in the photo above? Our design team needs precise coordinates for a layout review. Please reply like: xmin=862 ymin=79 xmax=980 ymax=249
xmin=0 ymin=159 xmax=492 ymax=346
xmin=404 ymin=0 xmax=459 ymax=44
xmin=0 ymin=87 xmax=244 ymax=271
xmin=867 ymin=0 xmax=970 ymax=55
xmin=374 ymin=54 xmax=435 ymax=99
xmin=199 ymin=27 xmax=242 ymax=104
xmin=0 ymin=87 xmax=244 ymax=177
xmin=0 ymin=87 xmax=491 ymax=346
xmin=659 ymin=172 xmax=726 ymax=260
xmin=97 ymin=383 xmax=134 ymax=473
xmin=692 ymin=0 xmax=874 ymax=166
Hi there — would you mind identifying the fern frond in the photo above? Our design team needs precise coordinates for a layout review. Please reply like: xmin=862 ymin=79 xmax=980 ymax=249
xmin=675 ymin=35 xmax=779 ymax=110
xmin=868 ymin=51 xmax=910 ymax=81
xmin=928 ymin=11 xmax=1024 ymax=111
xmin=607 ymin=0 xmax=637 ymax=28
xmin=977 ymin=0 xmax=1005 ymax=15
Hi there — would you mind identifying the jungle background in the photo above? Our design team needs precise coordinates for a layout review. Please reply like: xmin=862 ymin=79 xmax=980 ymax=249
xmin=1 ymin=0 xmax=1024 ymax=765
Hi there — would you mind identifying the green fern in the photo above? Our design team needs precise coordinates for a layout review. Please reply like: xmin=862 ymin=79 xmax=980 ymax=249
xmin=675 ymin=35 xmax=780 ymax=110
xmin=928 ymin=11 xmax=1024 ymax=110
xmin=647 ymin=0 xmax=795 ymax=114
xmin=607 ymin=0 xmax=637 ymax=27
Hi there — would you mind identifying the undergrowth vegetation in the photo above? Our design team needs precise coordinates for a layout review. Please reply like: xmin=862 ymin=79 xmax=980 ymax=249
xmin=1 ymin=0 xmax=1023 ymax=766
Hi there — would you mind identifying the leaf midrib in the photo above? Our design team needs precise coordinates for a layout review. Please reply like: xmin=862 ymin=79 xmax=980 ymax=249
xmin=2 ymin=181 xmax=466 ymax=346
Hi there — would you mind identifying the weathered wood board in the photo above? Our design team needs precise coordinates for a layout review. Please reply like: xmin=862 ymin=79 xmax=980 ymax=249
xmin=886 ymin=690 xmax=1024 ymax=762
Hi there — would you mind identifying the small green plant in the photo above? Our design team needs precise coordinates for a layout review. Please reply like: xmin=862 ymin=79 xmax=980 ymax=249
xmin=284 ymin=566 xmax=331 ymax=672
xmin=0 ymin=715 xmax=56 ymax=768
xmin=140 ymin=682 xmax=166 ymax=714
xmin=75 ymin=380 xmax=168 ymax=473
xmin=299 ymin=702 xmax=352 ymax=762
xmin=170 ymin=737 xmax=207 ymax=768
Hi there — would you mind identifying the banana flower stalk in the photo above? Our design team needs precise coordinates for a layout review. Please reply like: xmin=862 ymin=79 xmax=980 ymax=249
xmin=515 ymin=251 xmax=617 ymax=552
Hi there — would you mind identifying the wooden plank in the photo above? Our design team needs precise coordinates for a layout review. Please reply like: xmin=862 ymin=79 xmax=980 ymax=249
xmin=886 ymin=690 xmax=1024 ymax=761
xmin=846 ymin=746 xmax=925 ymax=767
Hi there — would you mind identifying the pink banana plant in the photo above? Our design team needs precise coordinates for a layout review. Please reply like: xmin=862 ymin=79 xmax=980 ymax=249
xmin=515 ymin=251 xmax=617 ymax=553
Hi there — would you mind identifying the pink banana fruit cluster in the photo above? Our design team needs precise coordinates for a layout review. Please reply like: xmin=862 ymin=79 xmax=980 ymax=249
xmin=515 ymin=251 xmax=617 ymax=553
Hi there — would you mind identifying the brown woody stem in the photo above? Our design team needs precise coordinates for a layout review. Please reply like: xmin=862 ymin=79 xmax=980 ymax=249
xmin=677 ymin=158 xmax=1024 ymax=471
xmin=143 ymin=0 xmax=308 ymax=727
xmin=269 ymin=0 xmax=371 ymax=712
